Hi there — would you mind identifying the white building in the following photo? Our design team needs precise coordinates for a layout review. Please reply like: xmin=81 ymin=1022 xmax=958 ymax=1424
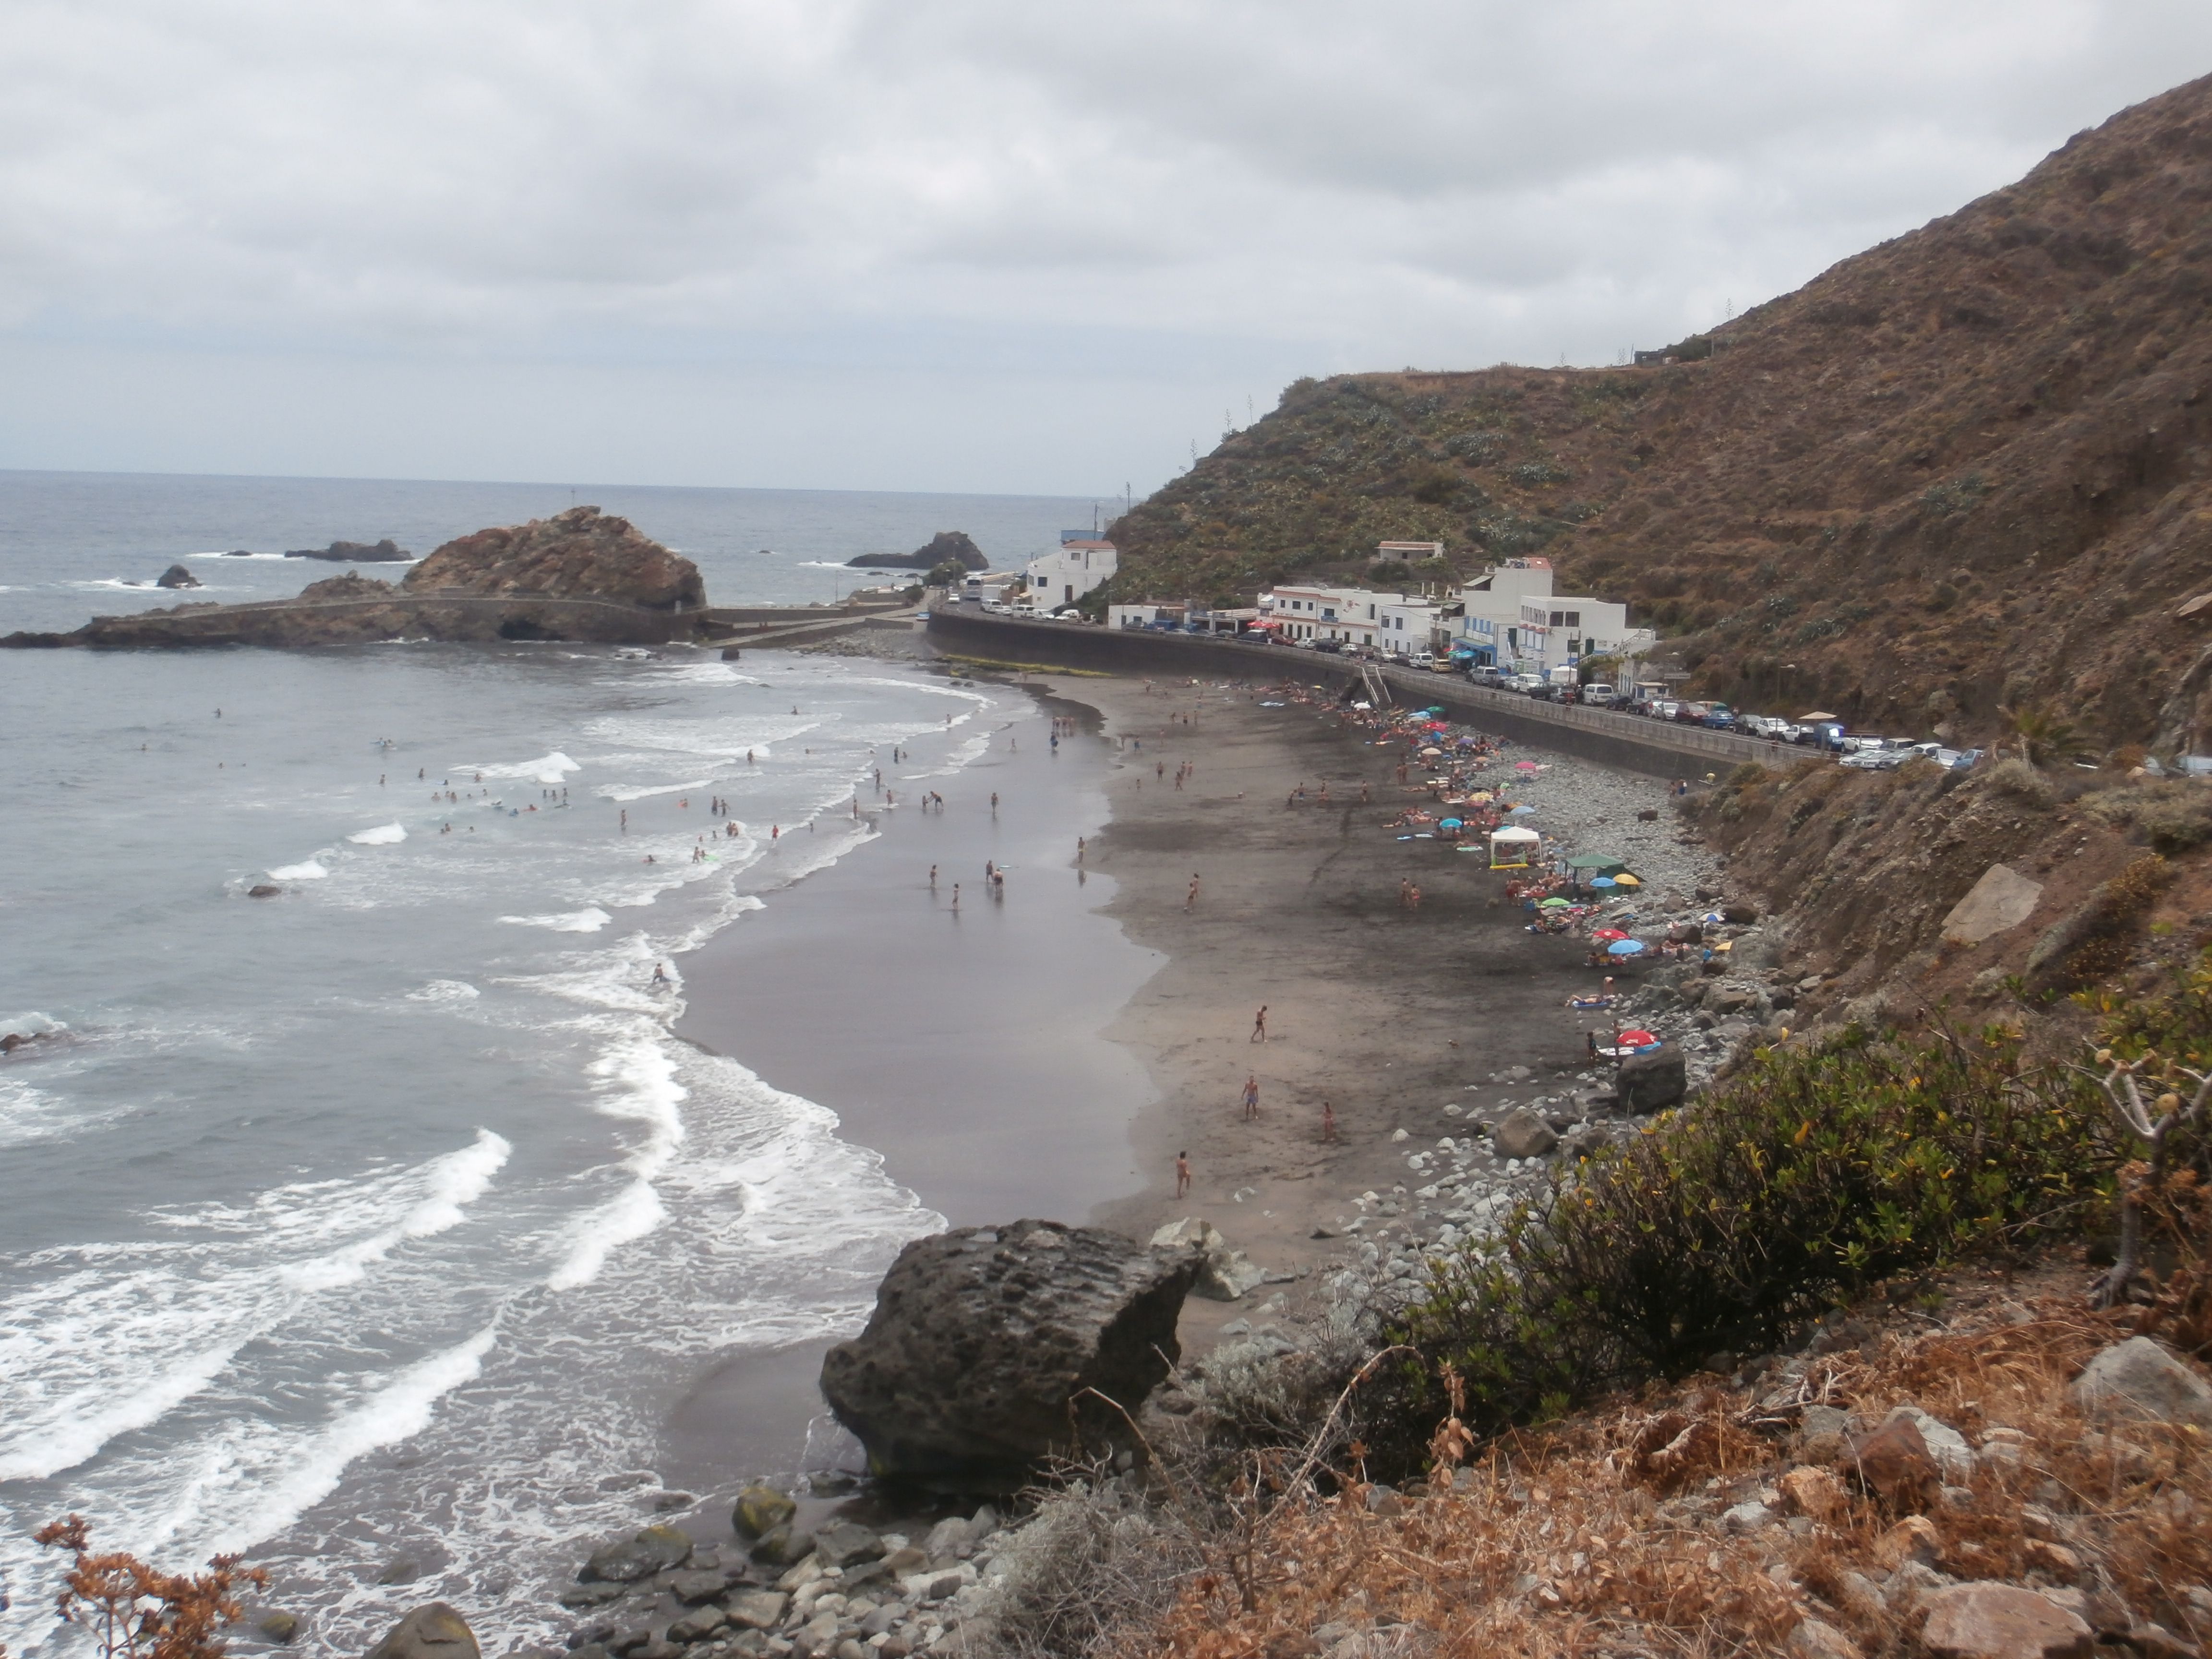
xmin=1023 ymin=537 xmax=1117 ymax=610
xmin=1511 ymin=595 xmax=1637 ymax=674
xmin=1374 ymin=540 xmax=1445 ymax=563
xmin=1374 ymin=596 xmax=1447 ymax=655
xmin=1108 ymin=601 xmax=1187 ymax=630
xmin=1455 ymin=558 xmax=1556 ymax=666
xmin=1264 ymin=584 xmax=1369 ymax=642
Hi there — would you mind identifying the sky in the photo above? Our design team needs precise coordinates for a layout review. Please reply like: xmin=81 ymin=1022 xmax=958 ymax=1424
xmin=1 ymin=0 xmax=2209 ymax=496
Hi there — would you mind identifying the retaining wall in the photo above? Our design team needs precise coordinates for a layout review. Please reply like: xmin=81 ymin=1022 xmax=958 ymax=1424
xmin=926 ymin=610 xmax=1799 ymax=782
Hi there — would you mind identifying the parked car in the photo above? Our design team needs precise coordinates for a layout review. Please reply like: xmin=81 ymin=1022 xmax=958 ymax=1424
xmin=1467 ymin=665 xmax=1505 ymax=688
xmin=1579 ymin=684 xmax=1617 ymax=707
xmin=1701 ymin=704 xmax=1738 ymax=730
xmin=1312 ymin=637 xmax=1345 ymax=654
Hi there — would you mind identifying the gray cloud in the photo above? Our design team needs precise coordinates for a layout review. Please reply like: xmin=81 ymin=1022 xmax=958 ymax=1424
xmin=1 ymin=0 xmax=2208 ymax=491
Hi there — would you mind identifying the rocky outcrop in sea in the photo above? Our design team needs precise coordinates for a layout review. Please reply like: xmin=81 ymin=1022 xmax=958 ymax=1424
xmin=3 ymin=507 xmax=707 ymax=649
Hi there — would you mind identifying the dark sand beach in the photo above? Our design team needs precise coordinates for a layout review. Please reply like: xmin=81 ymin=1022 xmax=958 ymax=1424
xmin=665 ymin=660 xmax=1694 ymax=1488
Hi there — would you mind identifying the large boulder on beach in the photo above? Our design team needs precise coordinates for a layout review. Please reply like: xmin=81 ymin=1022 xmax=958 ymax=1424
xmin=1617 ymin=1044 xmax=1688 ymax=1114
xmin=820 ymin=1219 xmax=1201 ymax=1489
xmin=364 ymin=1604 xmax=479 ymax=1659
xmin=1492 ymin=1109 xmax=1558 ymax=1160
xmin=406 ymin=506 xmax=703 ymax=610
xmin=1149 ymin=1217 xmax=1265 ymax=1300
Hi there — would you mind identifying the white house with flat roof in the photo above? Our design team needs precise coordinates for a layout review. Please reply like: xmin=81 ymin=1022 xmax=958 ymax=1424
xmin=1023 ymin=537 xmax=1117 ymax=609
xmin=1454 ymin=559 xmax=1554 ymax=664
xmin=1374 ymin=540 xmax=1445 ymax=563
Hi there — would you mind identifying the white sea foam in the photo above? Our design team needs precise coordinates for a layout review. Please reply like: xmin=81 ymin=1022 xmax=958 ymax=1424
xmin=283 ymin=1130 xmax=512 ymax=1291
xmin=268 ymin=859 xmax=329 ymax=880
xmin=462 ymin=751 xmax=581 ymax=784
xmin=347 ymin=823 xmax=407 ymax=845
xmin=595 ymin=778 xmax=714 ymax=802
xmin=216 ymin=1321 xmax=501 ymax=1553
xmin=498 ymin=908 xmax=613 ymax=933
xmin=406 ymin=979 xmax=481 ymax=1003
xmin=548 ymin=1036 xmax=685 ymax=1290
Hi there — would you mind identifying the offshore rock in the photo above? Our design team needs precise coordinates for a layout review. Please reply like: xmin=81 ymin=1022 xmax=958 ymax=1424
xmin=820 ymin=1219 xmax=1200 ymax=1489
xmin=7 ymin=508 xmax=705 ymax=649
xmin=285 ymin=538 xmax=411 ymax=561
xmin=364 ymin=1604 xmax=480 ymax=1659
xmin=846 ymin=530 xmax=987 ymax=571
xmin=156 ymin=563 xmax=201 ymax=589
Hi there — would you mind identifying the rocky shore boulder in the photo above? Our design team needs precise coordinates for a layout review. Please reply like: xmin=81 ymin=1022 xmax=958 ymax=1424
xmin=156 ymin=563 xmax=201 ymax=589
xmin=405 ymin=506 xmax=703 ymax=611
xmin=364 ymin=1604 xmax=479 ymax=1659
xmin=1150 ymin=1217 xmax=1266 ymax=1300
xmin=846 ymin=530 xmax=987 ymax=571
xmin=1617 ymin=1044 xmax=1688 ymax=1114
xmin=819 ymin=1219 xmax=1201 ymax=1489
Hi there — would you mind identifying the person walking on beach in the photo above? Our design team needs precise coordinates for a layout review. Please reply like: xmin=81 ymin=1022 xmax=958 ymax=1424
xmin=951 ymin=883 xmax=960 ymax=910
xmin=929 ymin=865 xmax=938 ymax=889
xmin=1322 ymin=1100 xmax=1336 ymax=1143
xmin=1250 ymin=1005 xmax=1267 ymax=1042
xmin=1185 ymin=874 xmax=1200 ymax=910
xmin=1241 ymin=1074 xmax=1259 ymax=1120
xmin=1175 ymin=1151 xmax=1191 ymax=1198
xmin=1076 ymin=836 xmax=1085 ymax=863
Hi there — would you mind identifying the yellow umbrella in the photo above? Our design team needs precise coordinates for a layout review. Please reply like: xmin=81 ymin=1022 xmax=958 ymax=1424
xmin=1612 ymin=873 xmax=1641 ymax=887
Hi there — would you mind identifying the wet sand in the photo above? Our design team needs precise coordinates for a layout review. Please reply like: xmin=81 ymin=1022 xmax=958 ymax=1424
xmin=665 ymin=684 xmax=1163 ymax=1490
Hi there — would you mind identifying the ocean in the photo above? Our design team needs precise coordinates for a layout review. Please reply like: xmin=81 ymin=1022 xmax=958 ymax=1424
xmin=0 ymin=471 xmax=1111 ymax=1655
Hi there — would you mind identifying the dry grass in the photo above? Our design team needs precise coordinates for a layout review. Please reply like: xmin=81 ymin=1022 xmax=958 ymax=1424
xmin=1139 ymin=1280 xmax=2212 ymax=1659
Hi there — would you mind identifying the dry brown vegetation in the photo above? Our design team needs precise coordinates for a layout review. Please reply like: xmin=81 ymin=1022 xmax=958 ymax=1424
xmin=1142 ymin=1281 xmax=2210 ymax=1659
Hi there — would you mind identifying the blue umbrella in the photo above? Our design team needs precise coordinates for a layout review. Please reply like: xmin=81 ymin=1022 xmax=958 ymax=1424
xmin=1439 ymin=817 xmax=1463 ymax=830
xmin=1509 ymin=804 xmax=1536 ymax=815
xmin=1590 ymin=876 xmax=1617 ymax=888
xmin=1607 ymin=939 xmax=1647 ymax=956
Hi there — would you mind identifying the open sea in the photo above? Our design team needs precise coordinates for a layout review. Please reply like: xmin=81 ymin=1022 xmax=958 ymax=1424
xmin=0 ymin=472 xmax=1095 ymax=1655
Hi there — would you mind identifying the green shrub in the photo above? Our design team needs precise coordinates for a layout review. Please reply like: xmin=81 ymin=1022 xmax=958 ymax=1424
xmin=1378 ymin=1023 xmax=2115 ymax=1462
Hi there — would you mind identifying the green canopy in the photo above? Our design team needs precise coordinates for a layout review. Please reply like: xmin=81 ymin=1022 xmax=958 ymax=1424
xmin=1566 ymin=854 xmax=1628 ymax=872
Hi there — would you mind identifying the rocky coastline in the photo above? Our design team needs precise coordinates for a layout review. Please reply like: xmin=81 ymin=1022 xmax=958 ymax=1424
xmin=2 ymin=507 xmax=706 ymax=649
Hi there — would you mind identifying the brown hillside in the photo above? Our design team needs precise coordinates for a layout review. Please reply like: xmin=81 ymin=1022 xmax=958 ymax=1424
xmin=1111 ymin=72 xmax=2212 ymax=756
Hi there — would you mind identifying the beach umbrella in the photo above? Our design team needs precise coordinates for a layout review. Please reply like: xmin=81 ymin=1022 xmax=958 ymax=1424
xmin=1607 ymin=939 xmax=1647 ymax=955
xmin=1591 ymin=928 xmax=1630 ymax=942
xmin=1439 ymin=817 xmax=1463 ymax=830
xmin=1420 ymin=745 xmax=1443 ymax=757
xmin=1515 ymin=760 xmax=1540 ymax=771
xmin=1467 ymin=791 xmax=1492 ymax=803
xmin=1539 ymin=897 xmax=1571 ymax=908
xmin=1617 ymin=1029 xmax=1658 ymax=1046
xmin=1508 ymin=804 xmax=1536 ymax=815
xmin=1612 ymin=873 xmax=1641 ymax=887
xmin=1589 ymin=876 xmax=1617 ymax=889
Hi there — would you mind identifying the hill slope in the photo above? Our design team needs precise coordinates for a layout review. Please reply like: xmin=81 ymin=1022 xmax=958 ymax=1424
xmin=1109 ymin=72 xmax=2212 ymax=755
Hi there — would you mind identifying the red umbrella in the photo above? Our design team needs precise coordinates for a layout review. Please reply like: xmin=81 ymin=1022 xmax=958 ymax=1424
xmin=1616 ymin=1029 xmax=1659 ymax=1046
xmin=1591 ymin=927 xmax=1629 ymax=941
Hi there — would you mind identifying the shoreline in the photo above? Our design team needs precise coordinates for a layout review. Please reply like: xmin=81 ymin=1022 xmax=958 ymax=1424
xmin=651 ymin=648 xmax=1725 ymax=1508
xmin=662 ymin=672 xmax=1163 ymax=1496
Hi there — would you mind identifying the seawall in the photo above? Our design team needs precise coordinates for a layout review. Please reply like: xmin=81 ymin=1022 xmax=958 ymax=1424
xmin=926 ymin=610 xmax=1790 ymax=782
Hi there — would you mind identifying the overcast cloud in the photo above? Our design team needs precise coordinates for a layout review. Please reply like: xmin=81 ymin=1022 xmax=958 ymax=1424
xmin=1 ymin=0 xmax=2208 ymax=493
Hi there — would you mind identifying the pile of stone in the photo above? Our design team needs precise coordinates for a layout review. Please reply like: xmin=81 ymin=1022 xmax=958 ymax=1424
xmin=545 ymin=1493 xmax=1009 ymax=1659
